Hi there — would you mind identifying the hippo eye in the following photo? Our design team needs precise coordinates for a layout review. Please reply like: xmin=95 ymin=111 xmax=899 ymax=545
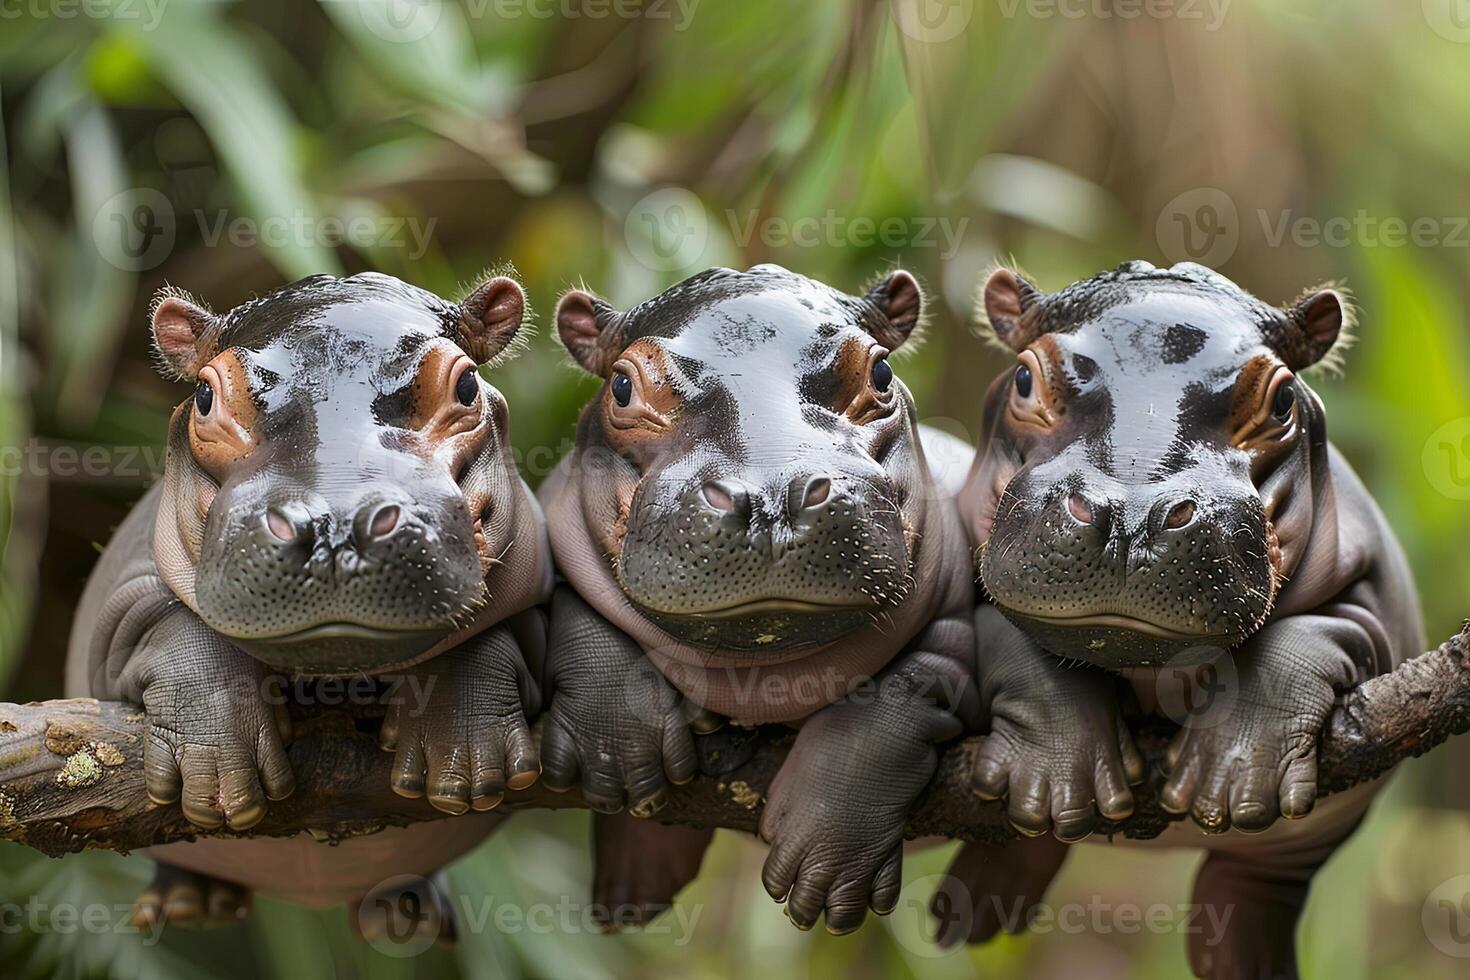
xmin=194 ymin=381 xmax=214 ymax=416
xmin=1014 ymin=364 xmax=1034 ymax=399
xmin=455 ymin=367 xmax=479 ymax=407
xmin=611 ymin=370 xmax=633 ymax=407
xmin=871 ymin=357 xmax=893 ymax=392
xmin=1272 ymin=381 xmax=1297 ymax=422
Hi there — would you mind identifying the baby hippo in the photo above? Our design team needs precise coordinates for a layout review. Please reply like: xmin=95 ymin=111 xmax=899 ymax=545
xmin=947 ymin=261 xmax=1421 ymax=978
xmin=65 ymin=272 xmax=553 ymax=931
xmin=538 ymin=264 xmax=978 ymax=933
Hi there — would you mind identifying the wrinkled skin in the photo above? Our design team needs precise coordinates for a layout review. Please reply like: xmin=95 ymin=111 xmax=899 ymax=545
xmin=539 ymin=265 xmax=979 ymax=933
xmin=65 ymin=272 xmax=552 ymax=926
xmin=948 ymin=261 xmax=1421 ymax=978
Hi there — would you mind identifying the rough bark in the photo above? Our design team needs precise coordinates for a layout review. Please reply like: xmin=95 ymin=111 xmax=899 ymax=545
xmin=1 ymin=625 xmax=1466 ymax=858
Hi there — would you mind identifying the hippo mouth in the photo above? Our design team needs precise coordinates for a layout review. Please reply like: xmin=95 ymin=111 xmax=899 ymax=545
xmin=635 ymin=597 xmax=877 ymax=655
xmin=996 ymin=605 xmax=1247 ymax=669
xmin=225 ymin=620 xmax=454 ymax=676
xmin=677 ymin=598 xmax=876 ymax=620
xmin=248 ymin=621 xmax=442 ymax=643
xmin=1011 ymin=611 xmax=1215 ymax=642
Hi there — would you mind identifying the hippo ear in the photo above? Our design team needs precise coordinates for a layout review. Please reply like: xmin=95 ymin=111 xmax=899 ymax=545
xmin=978 ymin=267 xmax=1044 ymax=352
xmin=456 ymin=275 xmax=527 ymax=365
xmin=150 ymin=288 xmax=223 ymax=380
xmin=555 ymin=288 xmax=626 ymax=376
xmin=863 ymin=270 xmax=924 ymax=350
xmin=1272 ymin=287 xmax=1352 ymax=371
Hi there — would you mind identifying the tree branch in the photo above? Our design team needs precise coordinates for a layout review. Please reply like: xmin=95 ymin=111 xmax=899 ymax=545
xmin=2 ymin=625 xmax=1467 ymax=858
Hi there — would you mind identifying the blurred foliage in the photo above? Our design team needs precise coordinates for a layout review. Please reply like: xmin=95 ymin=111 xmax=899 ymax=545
xmin=1 ymin=1 xmax=1468 ymax=977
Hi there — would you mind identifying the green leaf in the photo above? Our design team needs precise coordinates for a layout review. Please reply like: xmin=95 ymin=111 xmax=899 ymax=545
xmin=121 ymin=7 xmax=340 ymax=280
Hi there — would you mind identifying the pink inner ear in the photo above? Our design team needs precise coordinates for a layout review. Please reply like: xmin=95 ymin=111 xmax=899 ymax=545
xmin=475 ymin=278 xmax=524 ymax=332
xmin=984 ymin=270 xmax=1025 ymax=324
xmin=882 ymin=273 xmax=921 ymax=327
xmin=152 ymin=299 xmax=209 ymax=374
xmin=555 ymin=293 xmax=602 ymax=346
xmin=1301 ymin=291 xmax=1343 ymax=345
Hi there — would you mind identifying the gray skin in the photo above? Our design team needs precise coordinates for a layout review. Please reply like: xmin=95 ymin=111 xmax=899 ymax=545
xmin=944 ymin=262 xmax=1421 ymax=979
xmin=64 ymin=272 xmax=553 ymax=927
xmin=537 ymin=265 xmax=979 ymax=934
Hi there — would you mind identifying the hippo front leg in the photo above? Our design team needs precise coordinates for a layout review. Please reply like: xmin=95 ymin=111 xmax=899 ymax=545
xmin=116 ymin=606 xmax=295 ymax=829
xmin=378 ymin=622 xmax=542 ymax=815
xmin=759 ymin=613 xmax=977 ymax=935
xmin=539 ymin=586 xmax=702 ymax=815
xmin=970 ymin=604 xmax=1144 ymax=841
xmin=1160 ymin=612 xmax=1371 ymax=833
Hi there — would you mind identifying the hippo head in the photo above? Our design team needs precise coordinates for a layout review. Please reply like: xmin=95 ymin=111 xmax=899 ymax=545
xmin=961 ymin=260 xmax=1349 ymax=668
xmin=556 ymin=264 xmax=931 ymax=655
xmin=150 ymin=271 xmax=530 ymax=674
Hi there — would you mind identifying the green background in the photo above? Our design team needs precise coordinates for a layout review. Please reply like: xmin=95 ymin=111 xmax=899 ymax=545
xmin=2 ymin=1 xmax=1469 ymax=976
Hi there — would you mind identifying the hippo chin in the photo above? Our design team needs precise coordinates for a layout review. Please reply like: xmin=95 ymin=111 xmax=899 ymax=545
xmin=948 ymin=260 xmax=1422 ymax=980
xmin=537 ymin=264 xmax=978 ymax=935
xmin=65 ymin=271 xmax=552 ymax=933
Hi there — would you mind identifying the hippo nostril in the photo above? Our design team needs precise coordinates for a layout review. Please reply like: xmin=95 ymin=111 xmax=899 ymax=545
xmin=265 ymin=509 xmax=298 ymax=543
xmin=1164 ymin=499 xmax=1197 ymax=531
xmin=1066 ymin=493 xmax=1096 ymax=526
xmin=369 ymin=504 xmax=401 ymax=539
xmin=801 ymin=478 xmax=831 ymax=510
xmin=702 ymin=481 xmax=740 ymax=514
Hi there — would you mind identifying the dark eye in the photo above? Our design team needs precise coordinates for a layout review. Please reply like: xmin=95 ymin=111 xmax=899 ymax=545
xmin=194 ymin=381 xmax=214 ymax=416
xmin=455 ymin=367 xmax=478 ymax=406
xmin=871 ymin=357 xmax=893 ymax=392
xmin=1272 ymin=381 xmax=1297 ymax=422
xmin=611 ymin=371 xmax=633 ymax=407
xmin=1014 ymin=364 xmax=1033 ymax=399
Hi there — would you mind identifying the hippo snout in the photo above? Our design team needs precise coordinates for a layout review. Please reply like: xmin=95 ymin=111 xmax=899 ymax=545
xmin=983 ymin=470 xmax=1279 ymax=667
xmin=699 ymin=473 xmax=834 ymax=524
xmin=617 ymin=470 xmax=911 ymax=653
xmin=193 ymin=483 xmax=487 ymax=673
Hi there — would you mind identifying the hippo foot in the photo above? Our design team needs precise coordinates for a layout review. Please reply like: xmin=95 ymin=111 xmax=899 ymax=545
xmin=131 ymin=863 xmax=252 ymax=930
xmin=930 ymin=836 xmax=1070 ymax=947
xmin=353 ymin=873 xmax=458 ymax=950
xmin=592 ymin=812 xmax=714 ymax=930
xmin=378 ymin=625 xmax=540 ymax=815
xmin=121 ymin=616 xmax=296 ymax=830
xmin=541 ymin=587 xmax=699 ymax=816
xmin=1158 ymin=628 xmax=1347 ymax=834
xmin=972 ymin=606 xmax=1144 ymax=841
